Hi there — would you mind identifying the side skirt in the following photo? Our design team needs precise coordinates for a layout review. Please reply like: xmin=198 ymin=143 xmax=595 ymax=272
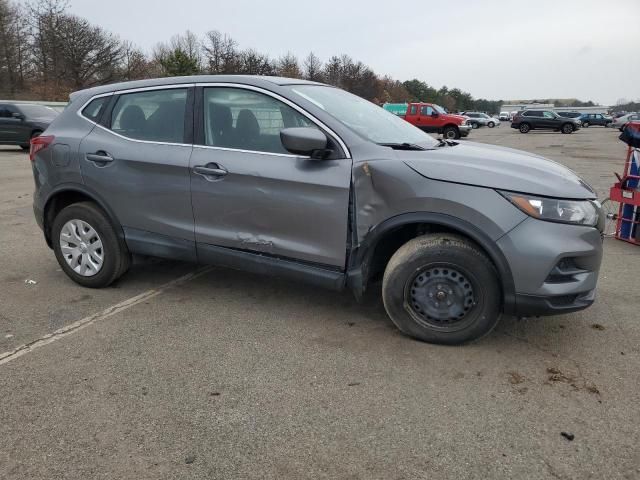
xmin=197 ymin=242 xmax=346 ymax=291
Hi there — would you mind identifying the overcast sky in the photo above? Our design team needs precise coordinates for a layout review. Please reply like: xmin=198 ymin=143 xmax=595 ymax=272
xmin=69 ymin=0 xmax=639 ymax=105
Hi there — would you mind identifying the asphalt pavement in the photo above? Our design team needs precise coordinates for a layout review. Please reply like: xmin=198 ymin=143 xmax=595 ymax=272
xmin=1 ymin=125 xmax=639 ymax=479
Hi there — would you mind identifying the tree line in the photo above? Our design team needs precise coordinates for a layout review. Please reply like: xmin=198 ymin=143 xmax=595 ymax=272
xmin=0 ymin=0 xmax=596 ymax=114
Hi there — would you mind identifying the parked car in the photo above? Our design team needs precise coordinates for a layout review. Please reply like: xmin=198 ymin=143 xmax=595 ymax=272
xmin=0 ymin=102 xmax=58 ymax=150
xmin=556 ymin=111 xmax=582 ymax=124
xmin=578 ymin=113 xmax=612 ymax=128
xmin=511 ymin=110 xmax=581 ymax=134
xmin=499 ymin=112 xmax=510 ymax=121
xmin=384 ymin=102 xmax=472 ymax=139
xmin=461 ymin=112 xmax=500 ymax=128
xmin=30 ymin=76 xmax=603 ymax=345
xmin=612 ymin=113 xmax=639 ymax=131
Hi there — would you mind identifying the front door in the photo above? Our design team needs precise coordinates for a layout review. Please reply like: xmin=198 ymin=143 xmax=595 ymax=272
xmin=78 ymin=87 xmax=195 ymax=251
xmin=190 ymin=85 xmax=352 ymax=268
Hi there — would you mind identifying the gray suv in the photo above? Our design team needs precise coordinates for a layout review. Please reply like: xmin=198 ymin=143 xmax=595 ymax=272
xmin=30 ymin=76 xmax=604 ymax=344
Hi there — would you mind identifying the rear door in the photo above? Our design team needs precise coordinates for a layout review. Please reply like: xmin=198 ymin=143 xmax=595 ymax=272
xmin=78 ymin=86 xmax=196 ymax=254
xmin=190 ymin=85 xmax=352 ymax=268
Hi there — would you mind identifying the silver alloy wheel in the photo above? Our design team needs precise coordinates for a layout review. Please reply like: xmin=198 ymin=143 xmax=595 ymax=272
xmin=59 ymin=219 xmax=104 ymax=276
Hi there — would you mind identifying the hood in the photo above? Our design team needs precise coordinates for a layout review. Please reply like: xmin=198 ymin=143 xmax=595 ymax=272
xmin=399 ymin=141 xmax=596 ymax=199
xmin=447 ymin=114 xmax=467 ymax=123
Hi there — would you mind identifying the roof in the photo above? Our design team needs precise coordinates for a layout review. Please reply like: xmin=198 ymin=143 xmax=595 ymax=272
xmin=69 ymin=75 xmax=325 ymax=102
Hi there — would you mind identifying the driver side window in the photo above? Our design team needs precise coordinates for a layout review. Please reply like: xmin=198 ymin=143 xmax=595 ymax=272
xmin=421 ymin=105 xmax=434 ymax=116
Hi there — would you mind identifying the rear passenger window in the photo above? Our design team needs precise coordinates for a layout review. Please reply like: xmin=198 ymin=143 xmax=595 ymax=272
xmin=110 ymin=88 xmax=187 ymax=143
xmin=81 ymin=96 xmax=109 ymax=123
xmin=204 ymin=87 xmax=315 ymax=154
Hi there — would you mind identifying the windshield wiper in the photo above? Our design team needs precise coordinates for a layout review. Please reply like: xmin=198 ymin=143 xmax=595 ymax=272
xmin=436 ymin=138 xmax=460 ymax=147
xmin=377 ymin=142 xmax=426 ymax=151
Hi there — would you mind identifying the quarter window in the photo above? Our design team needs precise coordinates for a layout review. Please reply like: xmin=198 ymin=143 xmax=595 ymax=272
xmin=204 ymin=87 xmax=315 ymax=154
xmin=110 ymin=88 xmax=187 ymax=143
xmin=81 ymin=96 xmax=110 ymax=123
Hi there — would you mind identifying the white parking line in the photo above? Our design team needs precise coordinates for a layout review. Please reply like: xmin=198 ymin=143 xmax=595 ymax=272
xmin=0 ymin=266 xmax=213 ymax=366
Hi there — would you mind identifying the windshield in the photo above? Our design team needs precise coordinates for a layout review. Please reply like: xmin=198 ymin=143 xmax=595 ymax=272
xmin=433 ymin=104 xmax=447 ymax=114
xmin=289 ymin=85 xmax=438 ymax=148
xmin=15 ymin=104 xmax=58 ymax=119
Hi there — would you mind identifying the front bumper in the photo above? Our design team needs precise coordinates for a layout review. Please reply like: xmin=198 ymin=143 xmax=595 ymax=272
xmin=459 ymin=124 xmax=472 ymax=137
xmin=497 ymin=217 xmax=603 ymax=317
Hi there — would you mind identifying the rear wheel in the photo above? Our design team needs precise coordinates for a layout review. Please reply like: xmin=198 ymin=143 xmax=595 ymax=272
xmin=442 ymin=126 xmax=460 ymax=140
xmin=52 ymin=202 xmax=130 ymax=288
xmin=519 ymin=123 xmax=531 ymax=133
xmin=471 ymin=122 xmax=479 ymax=129
xmin=561 ymin=123 xmax=574 ymax=134
xmin=382 ymin=234 xmax=502 ymax=345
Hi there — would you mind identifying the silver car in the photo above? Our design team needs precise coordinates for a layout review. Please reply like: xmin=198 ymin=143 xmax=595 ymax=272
xmin=612 ymin=113 xmax=639 ymax=131
xmin=30 ymin=76 xmax=603 ymax=345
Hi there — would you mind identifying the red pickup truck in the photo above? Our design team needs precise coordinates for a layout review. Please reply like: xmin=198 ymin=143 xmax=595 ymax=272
xmin=385 ymin=103 xmax=472 ymax=139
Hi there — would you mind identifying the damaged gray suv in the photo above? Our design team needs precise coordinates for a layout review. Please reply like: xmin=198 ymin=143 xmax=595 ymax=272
xmin=30 ymin=76 xmax=604 ymax=344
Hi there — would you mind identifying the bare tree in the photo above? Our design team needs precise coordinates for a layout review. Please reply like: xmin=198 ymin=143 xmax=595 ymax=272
xmin=237 ymin=48 xmax=274 ymax=75
xmin=276 ymin=52 xmax=301 ymax=78
xmin=57 ymin=14 xmax=122 ymax=90
xmin=202 ymin=30 xmax=239 ymax=74
xmin=28 ymin=0 xmax=69 ymax=99
xmin=118 ymin=41 xmax=151 ymax=81
xmin=303 ymin=52 xmax=323 ymax=82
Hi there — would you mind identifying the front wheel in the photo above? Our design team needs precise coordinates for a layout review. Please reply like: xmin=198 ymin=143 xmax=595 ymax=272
xmin=52 ymin=202 xmax=131 ymax=288
xmin=561 ymin=123 xmax=574 ymax=134
xmin=442 ymin=126 xmax=460 ymax=139
xmin=582 ymin=121 xmax=590 ymax=128
xmin=382 ymin=234 xmax=502 ymax=345
xmin=519 ymin=123 xmax=530 ymax=133
xmin=488 ymin=121 xmax=495 ymax=128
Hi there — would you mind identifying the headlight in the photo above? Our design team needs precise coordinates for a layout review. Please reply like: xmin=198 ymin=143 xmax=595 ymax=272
xmin=500 ymin=191 xmax=598 ymax=226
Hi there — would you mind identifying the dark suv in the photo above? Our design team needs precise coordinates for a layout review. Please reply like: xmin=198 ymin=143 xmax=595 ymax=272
xmin=578 ymin=113 xmax=612 ymax=128
xmin=0 ymin=103 xmax=58 ymax=150
xmin=29 ymin=76 xmax=604 ymax=345
xmin=511 ymin=110 xmax=580 ymax=134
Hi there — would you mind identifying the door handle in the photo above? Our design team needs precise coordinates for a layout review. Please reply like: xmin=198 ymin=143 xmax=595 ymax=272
xmin=86 ymin=152 xmax=114 ymax=164
xmin=193 ymin=164 xmax=227 ymax=178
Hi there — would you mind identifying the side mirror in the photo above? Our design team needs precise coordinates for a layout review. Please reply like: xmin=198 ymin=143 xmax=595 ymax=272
xmin=11 ymin=112 xmax=24 ymax=120
xmin=280 ymin=127 xmax=329 ymax=157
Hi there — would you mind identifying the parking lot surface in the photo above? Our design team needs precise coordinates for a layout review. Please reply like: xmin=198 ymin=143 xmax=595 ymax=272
xmin=1 ymin=126 xmax=639 ymax=479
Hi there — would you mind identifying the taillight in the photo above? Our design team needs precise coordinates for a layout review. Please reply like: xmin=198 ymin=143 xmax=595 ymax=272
xmin=29 ymin=135 xmax=55 ymax=162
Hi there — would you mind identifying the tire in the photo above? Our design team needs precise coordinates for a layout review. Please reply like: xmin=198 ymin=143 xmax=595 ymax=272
xmin=442 ymin=126 xmax=460 ymax=140
xmin=51 ymin=202 xmax=130 ymax=288
xmin=519 ymin=123 xmax=530 ymax=133
xmin=20 ymin=145 xmax=30 ymax=151
xmin=382 ymin=233 xmax=502 ymax=345
xmin=471 ymin=122 xmax=479 ymax=129
xmin=488 ymin=121 xmax=495 ymax=128
xmin=582 ymin=121 xmax=590 ymax=128
xmin=561 ymin=123 xmax=573 ymax=134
